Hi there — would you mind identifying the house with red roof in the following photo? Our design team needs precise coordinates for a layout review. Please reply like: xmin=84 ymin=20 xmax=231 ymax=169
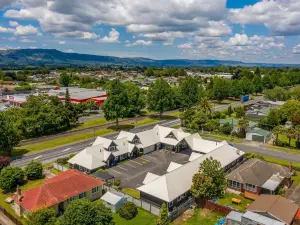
xmin=12 ymin=170 xmax=104 ymax=217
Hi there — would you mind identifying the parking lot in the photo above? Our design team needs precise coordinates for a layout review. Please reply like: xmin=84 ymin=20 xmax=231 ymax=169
xmin=108 ymin=150 xmax=190 ymax=189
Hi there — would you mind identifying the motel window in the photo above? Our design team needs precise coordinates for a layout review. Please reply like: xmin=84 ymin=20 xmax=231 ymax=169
xmin=245 ymin=183 xmax=256 ymax=192
xmin=228 ymin=180 xmax=241 ymax=189
xmin=92 ymin=186 xmax=99 ymax=194
xmin=133 ymin=139 xmax=139 ymax=144
xmin=79 ymin=192 xmax=86 ymax=199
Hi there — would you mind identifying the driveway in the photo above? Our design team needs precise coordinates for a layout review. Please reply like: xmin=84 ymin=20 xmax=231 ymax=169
xmin=108 ymin=150 xmax=190 ymax=189
xmin=286 ymin=183 xmax=300 ymax=204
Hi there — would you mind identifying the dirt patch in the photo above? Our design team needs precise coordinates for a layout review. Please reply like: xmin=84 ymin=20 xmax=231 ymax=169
xmin=172 ymin=208 xmax=195 ymax=225
xmin=199 ymin=208 xmax=212 ymax=217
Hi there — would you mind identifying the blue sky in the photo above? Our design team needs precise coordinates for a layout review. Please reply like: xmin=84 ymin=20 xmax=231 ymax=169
xmin=1 ymin=0 xmax=300 ymax=63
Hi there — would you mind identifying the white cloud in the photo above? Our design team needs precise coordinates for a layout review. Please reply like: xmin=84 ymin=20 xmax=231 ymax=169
xmin=229 ymin=0 xmax=300 ymax=36
xmin=65 ymin=49 xmax=74 ymax=53
xmin=58 ymin=41 xmax=66 ymax=44
xmin=78 ymin=32 xmax=99 ymax=40
xmin=126 ymin=40 xmax=152 ymax=47
xmin=178 ymin=43 xmax=193 ymax=49
xmin=98 ymin=28 xmax=120 ymax=43
xmin=14 ymin=25 xmax=39 ymax=36
xmin=0 ymin=26 xmax=14 ymax=33
xmin=4 ymin=9 xmax=36 ymax=20
xmin=19 ymin=38 xmax=36 ymax=43
xmin=293 ymin=45 xmax=300 ymax=54
xmin=228 ymin=34 xmax=251 ymax=46
xmin=9 ymin=21 xmax=19 ymax=27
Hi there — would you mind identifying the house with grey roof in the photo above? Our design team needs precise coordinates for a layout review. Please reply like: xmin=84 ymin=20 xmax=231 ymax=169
xmin=101 ymin=191 xmax=128 ymax=212
xmin=226 ymin=158 xmax=292 ymax=200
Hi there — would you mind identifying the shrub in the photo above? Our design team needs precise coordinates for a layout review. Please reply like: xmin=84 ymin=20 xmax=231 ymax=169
xmin=0 ymin=156 xmax=11 ymax=171
xmin=220 ymin=113 xmax=226 ymax=119
xmin=118 ymin=202 xmax=138 ymax=220
xmin=0 ymin=166 xmax=24 ymax=192
xmin=114 ymin=179 xmax=121 ymax=187
xmin=219 ymin=123 xmax=232 ymax=135
xmin=212 ymin=111 xmax=221 ymax=119
xmin=68 ymin=154 xmax=76 ymax=159
xmin=25 ymin=161 xmax=43 ymax=180
xmin=56 ymin=157 xmax=69 ymax=165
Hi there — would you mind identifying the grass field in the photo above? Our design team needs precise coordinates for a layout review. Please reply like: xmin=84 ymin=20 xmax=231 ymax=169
xmin=113 ymin=208 xmax=157 ymax=225
xmin=218 ymin=192 xmax=253 ymax=212
xmin=179 ymin=208 xmax=224 ymax=225
xmin=72 ymin=117 xmax=110 ymax=130
xmin=265 ymin=145 xmax=300 ymax=155
xmin=122 ymin=189 xmax=140 ymax=199
xmin=200 ymin=133 xmax=243 ymax=143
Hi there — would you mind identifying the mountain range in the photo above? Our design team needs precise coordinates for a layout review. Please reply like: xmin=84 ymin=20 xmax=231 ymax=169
xmin=0 ymin=49 xmax=298 ymax=67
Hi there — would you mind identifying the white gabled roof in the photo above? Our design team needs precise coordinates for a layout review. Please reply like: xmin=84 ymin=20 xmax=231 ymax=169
xmin=142 ymin=172 xmax=160 ymax=185
xmin=167 ymin=162 xmax=182 ymax=173
xmin=112 ymin=138 xmax=136 ymax=157
xmin=138 ymin=144 xmax=244 ymax=202
xmin=117 ymin=131 xmax=136 ymax=142
xmin=188 ymin=152 xmax=203 ymax=162
xmin=93 ymin=136 xmax=113 ymax=148
xmin=101 ymin=191 xmax=126 ymax=205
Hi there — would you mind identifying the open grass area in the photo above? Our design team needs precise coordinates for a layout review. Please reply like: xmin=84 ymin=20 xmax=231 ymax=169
xmin=122 ymin=188 xmax=140 ymax=199
xmin=113 ymin=208 xmax=157 ymax=225
xmin=72 ymin=117 xmax=109 ymax=130
xmin=218 ymin=192 xmax=253 ymax=212
xmin=178 ymin=208 xmax=224 ymax=225
xmin=265 ymin=144 xmax=300 ymax=155
xmin=50 ymin=168 xmax=61 ymax=175
xmin=262 ymin=156 xmax=300 ymax=168
xmin=292 ymin=172 xmax=300 ymax=186
xmin=0 ymin=178 xmax=45 ymax=225
xmin=200 ymin=133 xmax=243 ymax=143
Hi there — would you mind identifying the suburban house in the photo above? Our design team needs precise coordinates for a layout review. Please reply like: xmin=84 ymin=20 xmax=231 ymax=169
xmin=69 ymin=125 xmax=227 ymax=173
xmin=12 ymin=170 xmax=104 ymax=217
xmin=226 ymin=195 xmax=299 ymax=225
xmin=219 ymin=118 xmax=257 ymax=132
xmin=137 ymin=144 xmax=244 ymax=212
xmin=68 ymin=137 xmax=139 ymax=173
xmin=246 ymin=128 xmax=272 ymax=143
xmin=101 ymin=191 xmax=127 ymax=212
xmin=226 ymin=158 xmax=292 ymax=200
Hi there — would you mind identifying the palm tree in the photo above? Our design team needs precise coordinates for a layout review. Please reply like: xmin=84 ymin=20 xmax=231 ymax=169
xmin=199 ymin=97 xmax=213 ymax=115
xmin=237 ymin=118 xmax=249 ymax=138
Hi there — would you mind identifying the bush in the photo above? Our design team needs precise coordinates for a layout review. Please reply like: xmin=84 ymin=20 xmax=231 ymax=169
xmin=68 ymin=154 xmax=76 ymax=159
xmin=56 ymin=157 xmax=69 ymax=165
xmin=212 ymin=111 xmax=221 ymax=119
xmin=0 ymin=156 xmax=11 ymax=171
xmin=118 ymin=202 xmax=138 ymax=220
xmin=219 ymin=123 xmax=232 ymax=135
xmin=220 ymin=113 xmax=226 ymax=119
xmin=0 ymin=166 xmax=24 ymax=192
xmin=25 ymin=161 xmax=43 ymax=180
xmin=114 ymin=179 xmax=121 ymax=187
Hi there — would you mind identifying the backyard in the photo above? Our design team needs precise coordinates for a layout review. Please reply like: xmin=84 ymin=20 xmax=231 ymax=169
xmin=217 ymin=192 xmax=253 ymax=212
xmin=113 ymin=208 xmax=157 ymax=225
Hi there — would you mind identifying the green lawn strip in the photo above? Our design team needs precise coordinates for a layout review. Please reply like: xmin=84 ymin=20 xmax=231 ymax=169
xmin=217 ymin=192 xmax=253 ymax=212
xmin=278 ymin=134 xmax=297 ymax=148
xmin=113 ymin=208 xmax=157 ymax=225
xmin=50 ymin=168 xmax=61 ymax=175
xmin=0 ymin=178 xmax=45 ymax=225
xmin=200 ymin=133 xmax=243 ymax=143
xmin=265 ymin=145 xmax=300 ymax=155
xmin=182 ymin=208 xmax=224 ymax=225
xmin=72 ymin=117 xmax=110 ymax=130
xmin=292 ymin=172 xmax=300 ymax=186
xmin=122 ymin=188 xmax=140 ymax=199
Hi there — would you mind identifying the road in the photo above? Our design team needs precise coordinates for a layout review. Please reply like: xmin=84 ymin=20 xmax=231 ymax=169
xmin=13 ymin=97 xmax=280 ymax=167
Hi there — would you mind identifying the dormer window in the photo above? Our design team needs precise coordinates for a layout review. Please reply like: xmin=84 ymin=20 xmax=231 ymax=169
xmin=166 ymin=132 xmax=177 ymax=140
xmin=108 ymin=146 xmax=116 ymax=151
xmin=133 ymin=139 xmax=139 ymax=144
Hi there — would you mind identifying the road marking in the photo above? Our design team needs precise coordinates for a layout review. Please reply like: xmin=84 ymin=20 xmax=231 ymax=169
xmin=118 ymin=166 xmax=128 ymax=171
xmin=144 ymin=155 xmax=156 ymax=160
xmin=125 ymin=163 xmax=136 ymax=168
xmin=62 ymin=148 xmax=71 ymax=152
xmin=131 ymin=160 xmax=143 ymax=165
xmin=33 ymin=155 xmax=43 ymax=160
xmin=110 ymin=169 xmax=122 ymax=174
xmin=140 ymin=157 xmax=150 ymax=162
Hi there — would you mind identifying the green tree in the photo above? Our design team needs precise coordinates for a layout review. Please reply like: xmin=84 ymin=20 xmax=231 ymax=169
xmin=234 ymin=106 xmax=245 ymax=118
xmin=58 ymin=199 xmax=114 ymax=225
xmin=117 ymin=202 xmax=138 ymax=220
xmin=64 ymin=88 xmax=78 ymax=127
xmin=272 ymin=125 xmax=285 ymax=144
xmin=230 ymin=80 xmax=243 ymax=99
xmin=124 ymin=82 xmax=145 ymax=118
xmin=286 ymin=127 xmax=295 ymax=147
xmin=179 ymin=77 xmax=201 ymax=108
xmin=103 ymin=79 xmax=128 ymax=129
xmin=252 ymin=75 xmax=263 ymax=95
xmin=291 ymin=86 xmax=300 ymax=100
xmin=147 ymin=78 xmax=174 ymax=118
xmin=239 ymin=76 xmax=253 ymax=95
xmin=27 ymin=208 xmax=57 ymax=225
xmin=279 ymin=75 xmax=290 ymax=88
xmin=0 ymin=112 xmax=22 ymax=156
xmin=237 ymin=118 xmax=249 ymax=138
xmin=60 ymin=72 xmax=72 ymax=87
xmin=264 ymin=87 xmax=291 ymax=101
xmin=262 ymin=74 xmax=273 ymax=90
xmin=158 ymin=203 xmax=169 ymax=225
xmin=199 ymin=98 xmax=213 ymax=115
xmin=0 ymin=166 xmax=24 ymax=192
xmin=25 ymin=161 xmax=43 ymax=180
xmin=259 ymin=109 xmax=280 ymax=130
xmin=191 ymin=157 xmax=226 ymax=199
xmin=211 ymin=78 xmax=230 ymax=102
xmin=227 ymin=105 xmax=233 ymax=116
xmin=144 ymin=67 xmax=154 ymax=77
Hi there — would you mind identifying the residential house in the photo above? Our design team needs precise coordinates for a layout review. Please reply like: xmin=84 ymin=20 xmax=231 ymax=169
xmin=137 ymin=144 xmax=244 ymax=212
xmin=226 ymin=211 xmax=285 ymax=225
xmin=226 ymin=158 xmax=292 ymax=200
xmin=12 ymin=170 xmax=104 ymax=217
xmin=246 ymin=128 xmax=272 ymax=143
xmin=68 ymin=137 xmax=139 ymax=174
xmin=219 ymin=118 xmax=257 ymax=132
xmin=101 ymin=191 xmax=127 ymax=212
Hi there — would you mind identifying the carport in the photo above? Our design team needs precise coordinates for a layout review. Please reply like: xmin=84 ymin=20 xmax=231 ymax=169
xmin=246 ymin=128 xmax=272 ymax=143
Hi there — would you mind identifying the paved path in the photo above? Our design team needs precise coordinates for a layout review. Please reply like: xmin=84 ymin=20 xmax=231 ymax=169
xmin=0 ymin=212 xmax=15 ymax=225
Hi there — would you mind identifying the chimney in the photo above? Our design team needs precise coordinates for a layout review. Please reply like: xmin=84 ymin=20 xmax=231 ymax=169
xmin=16 ymin=185 xmax=22 ymax=201
xmin=289 ymin=161 xmax=293 ymax=173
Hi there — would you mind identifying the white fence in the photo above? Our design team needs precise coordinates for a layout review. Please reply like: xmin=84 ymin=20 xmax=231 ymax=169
xmin=53 ymin=162 xmax=69 ymax=172
xmin=103 ymin=185 xmax=161 ymax=216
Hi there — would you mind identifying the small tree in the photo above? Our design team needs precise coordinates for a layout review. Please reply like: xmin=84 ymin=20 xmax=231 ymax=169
xmin=227 ymin=105 xmax=233 ymax=116
xmin=27 ymin=208 xmax=57 ymax=225
xmin=237 ymin=118 xmax=249 ymax=138
xmin=234 ymin=106 xmax=245 ymax=118
xmin=158 ymin=203 xmax=169 ymax=225
xmin=118 ymin=202 xmax=138 ymax=220
xmin=191 ymin=157 xmax=226 ymax=200
xmin=60 ymin=71 xmax=71 ymax=87
xmin=25 ymin=161 xmax=43 ymax=180
xmin=0 ymin=166 xmax=24 ymax=192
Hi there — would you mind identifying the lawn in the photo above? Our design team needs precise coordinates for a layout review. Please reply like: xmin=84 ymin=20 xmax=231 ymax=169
xmin=265 ymin=145 xmax=300 ymax=155
xmin=113 ymin=208 xmax=157 ymax=225
xmin=122 ymin=189 xmax=140 ymax=199
xmin=72 ymin=117 xmax=110 ymax=130
xmin=278 ymin=134 xmax=297 ymax=148
xmin=200 ymin=133 xmax=243 ymax=143
xmin=217 ymin=192 xmax=253 ymax=212
xmin=50 ymin=168 xmax=61 ymax=175
xmin=178 ymin=208 xmax=224 ymax=225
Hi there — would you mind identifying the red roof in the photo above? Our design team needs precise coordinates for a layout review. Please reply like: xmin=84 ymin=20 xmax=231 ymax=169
xmin=12 ymin=170 xmax=104 ymax=212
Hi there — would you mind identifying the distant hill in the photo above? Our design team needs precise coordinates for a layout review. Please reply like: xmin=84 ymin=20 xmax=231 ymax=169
xmin=0 ymin=49 xmax=298 ymax=67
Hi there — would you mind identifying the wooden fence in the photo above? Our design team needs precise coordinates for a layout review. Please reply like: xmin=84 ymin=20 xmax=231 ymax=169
xmin=0 ymin=205 xmax=23 ymax=225
xmin=203 ymin=200 xmax=233 ymax=215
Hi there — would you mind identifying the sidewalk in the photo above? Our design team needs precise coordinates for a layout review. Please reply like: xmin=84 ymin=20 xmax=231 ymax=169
xmin=0 ymin=212 xmax=15 ymax=225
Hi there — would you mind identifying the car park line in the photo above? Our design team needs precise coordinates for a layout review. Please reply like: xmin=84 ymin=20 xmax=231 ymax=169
xmin=131 ymin=160 xmax=143 ymax=165
xmin=143 ymin=155 xmax=157 ymax=160
xmin=109 ymin=169 xmax=122 ymax=174
xmin=140 ymin=157 xmax=150 ymax=162
xmin=117 ymin=166 xmax=128 ymax=171
xmin=125 ymin=163 xmax=136 ymax=168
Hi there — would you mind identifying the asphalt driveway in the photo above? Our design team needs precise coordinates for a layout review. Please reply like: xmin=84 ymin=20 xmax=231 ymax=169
xmin=108 ymin=150 xmax=190 ymax=189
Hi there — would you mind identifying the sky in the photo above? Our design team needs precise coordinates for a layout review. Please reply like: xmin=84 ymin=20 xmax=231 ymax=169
xmin=1 ymin=0 xmax=300 ymax=64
